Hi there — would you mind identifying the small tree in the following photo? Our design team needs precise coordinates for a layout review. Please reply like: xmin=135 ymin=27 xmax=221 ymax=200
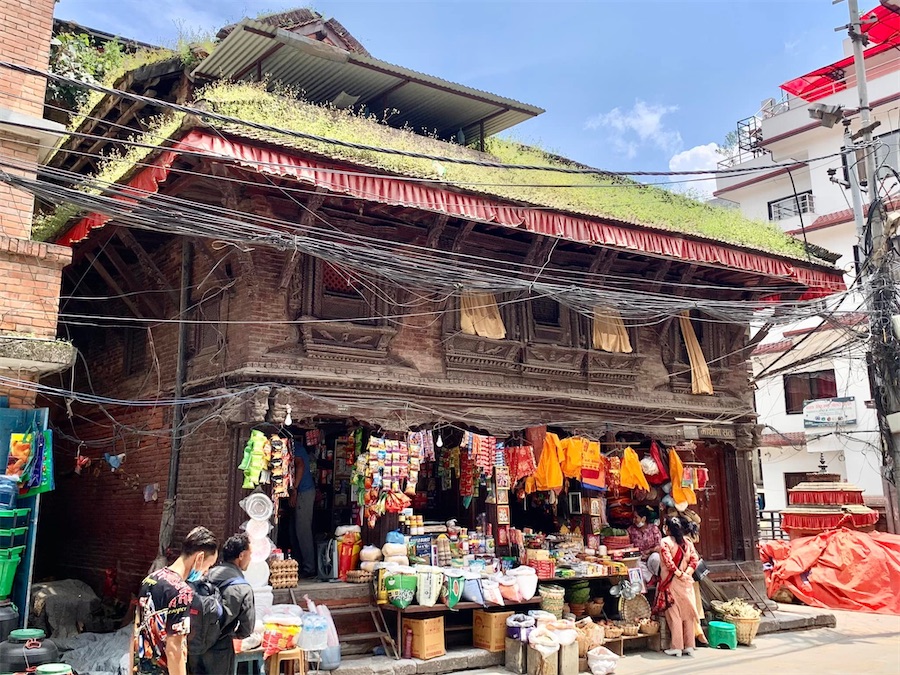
xmin=48 ymin=33 xmax=125 ymax=111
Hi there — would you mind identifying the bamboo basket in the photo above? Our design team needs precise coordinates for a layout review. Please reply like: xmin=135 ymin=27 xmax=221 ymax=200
xmin=638 ymin=619 xmax=659 ymax=635
xmin=724 ymin=616 xmax=761 ymax=645
xmin=619 ymin=623 xmax=639 ymax=637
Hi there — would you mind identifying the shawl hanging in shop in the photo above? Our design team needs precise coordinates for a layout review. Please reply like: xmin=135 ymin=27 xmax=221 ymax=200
xmin=678 ymin=311 xmax=714 ymax=395
xmin=619 ymin=446 xmax=650 ymax=491
xmin=533 ymin=433 xmax=564 ymax=493
xmin=559 ymin=436 xmax=585 ymax=479
xmin=460 ymin=292 xmax=507 ymax=339
xmin=668 ymin=448 xmax=697 ymax=506
xmin=581 ymin=441 xmax=606 ymax=491
xmin=593 ymin=308 xmax=633 ymax=353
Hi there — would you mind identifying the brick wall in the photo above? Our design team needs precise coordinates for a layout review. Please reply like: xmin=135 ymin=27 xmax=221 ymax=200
xmin=0 ymin=0 xmax=54 ymax=119
xmin=0 ymin=237 xmax=70 ymax=336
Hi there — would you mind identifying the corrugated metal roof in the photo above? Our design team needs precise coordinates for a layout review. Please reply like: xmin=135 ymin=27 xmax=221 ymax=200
xmin=193 ymin=18 xmax=543 ymax=141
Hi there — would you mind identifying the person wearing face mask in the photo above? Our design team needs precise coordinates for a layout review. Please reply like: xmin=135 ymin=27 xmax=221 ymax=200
xmin=189 ymin=533 xmax=256 ymax=675
xmin=654 ymin=516 xmax=699 ymax=657
xmin=627 ymin=506 xmax=662 ymax=584
xmin=135 ymin=527 xmax=219 ymax=675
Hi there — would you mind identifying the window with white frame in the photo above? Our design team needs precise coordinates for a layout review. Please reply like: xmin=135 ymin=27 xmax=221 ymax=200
xmin=767 ymin=191 xmax=815 ymax=221
xmin=874 ymin=129 xmax=899 ymax=179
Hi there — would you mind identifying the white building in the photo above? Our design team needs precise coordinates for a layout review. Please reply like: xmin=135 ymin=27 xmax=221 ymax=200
xmin=713 ymin=5 xmax=899 ymax=532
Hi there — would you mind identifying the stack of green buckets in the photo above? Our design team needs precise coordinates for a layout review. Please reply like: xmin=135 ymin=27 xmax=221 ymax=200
xmin=0 ymin=508 xmax=28 ymax=600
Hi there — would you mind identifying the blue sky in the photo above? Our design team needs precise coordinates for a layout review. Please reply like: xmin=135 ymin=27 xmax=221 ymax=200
xmin=54 ymin=0 xmax=855 ymax=194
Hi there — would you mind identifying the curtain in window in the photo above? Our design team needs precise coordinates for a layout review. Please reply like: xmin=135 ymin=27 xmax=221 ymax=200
xmin=678 ymin=311 xmax=714 ymax=395
xmin=592 ymin=308 xmax=633 ymax=353
xmin=460 ymin=292 xmax=507 ymax=339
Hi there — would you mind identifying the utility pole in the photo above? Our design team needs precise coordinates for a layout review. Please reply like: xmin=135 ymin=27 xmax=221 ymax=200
xmin=838 ymin=0 xmax=900 ymax=529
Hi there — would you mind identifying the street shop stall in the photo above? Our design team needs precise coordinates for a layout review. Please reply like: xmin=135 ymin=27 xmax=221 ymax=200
xmin=231 ymin=416 xmax=727 ymax=665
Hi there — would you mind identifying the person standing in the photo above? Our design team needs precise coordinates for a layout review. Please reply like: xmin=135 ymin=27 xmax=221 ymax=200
xmin=189 ymin=533 xmax=256 ymax=674
xmin=135 ymin=527 xmax=219 ymax=675
xmin=654 ymin=516 xmax=699 ymax=657
xmin=290 ymin=441 xmax=316 ymax=577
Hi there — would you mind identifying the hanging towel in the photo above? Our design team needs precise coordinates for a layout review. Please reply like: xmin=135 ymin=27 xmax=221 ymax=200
xmin=678 ymin=311 xmax=714 ymax=395
xmin=668 ymin=448 xmax=697 ymax=505
xmin=460 ymin=292 xmax=507 ymax=339
xmin=534 ymin=433 xmax=564 ymax=493
xmin=593 ymin=308 xmax=633 ymax=353
xmin=619 ymin=446 xmax=650 ymax=491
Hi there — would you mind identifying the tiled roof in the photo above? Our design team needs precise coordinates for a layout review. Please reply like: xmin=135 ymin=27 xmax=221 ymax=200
xmin=791 ymin=196 xmax=900 ymax=235
xmin=752 ymin=339 xmax=793 ymax=355
xmin=760 ymin=432 xmax=807 ymax=448
xmin=782 ymin=312 xmax=868 ymax=337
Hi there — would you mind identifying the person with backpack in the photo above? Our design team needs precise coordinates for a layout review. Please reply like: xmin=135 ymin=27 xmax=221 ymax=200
xmin=188 ymin=533 xmax=256 ymax=675
xmin=135 ymin=527 xmax=218 ymax=675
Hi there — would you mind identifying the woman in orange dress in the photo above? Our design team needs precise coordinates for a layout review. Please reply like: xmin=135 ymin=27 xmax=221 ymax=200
xmin=654 ymin=516 xmax=699 ymax=657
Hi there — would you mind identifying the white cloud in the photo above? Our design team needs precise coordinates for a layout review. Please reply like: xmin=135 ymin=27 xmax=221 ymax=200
xmin=585 ymin=100 xmax=683 ymax=157
xmin=668 ymin=142 xmax=721 ymax=200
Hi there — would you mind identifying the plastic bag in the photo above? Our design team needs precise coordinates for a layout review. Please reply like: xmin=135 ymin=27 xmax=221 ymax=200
xmin=416 ymin=566 xmax=442 ymax=607
xmin=546 ymin=619 xmax=577 ymax=646
xmin=20 ymin=431 xmax=54 ymax=497
xmin=481 ymin=578 xmax=504 ymax=606
xmin=360 ymin=545 xmax=382 ymax=562
xmin=587 ymin=645 xmax=620 ymax=675
xmin=261 ymin=617 xmax=301 ymax=659
xmin=385 ymin=572 xmax=417 ymax=609
xmin=385 ymin=530 xmax=405 ymax=544
xmin=338 ymin=532 xmax=362 ymax=581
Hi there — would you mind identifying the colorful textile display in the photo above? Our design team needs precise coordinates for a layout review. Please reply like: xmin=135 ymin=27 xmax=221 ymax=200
xmin=619 ymin=447 xmax=650 ymax=491
xmin=505 ymin=445 xmax=537 ymax=484
xmin=534 ymin=433 xmax=564 ymax=493
xmin=667 ymin=449 xmax=697 ymax=506
xmin=559 ymin=437 xmax=584 ymax=479
xmin=581 ymin=442 xmax=606 ymax=491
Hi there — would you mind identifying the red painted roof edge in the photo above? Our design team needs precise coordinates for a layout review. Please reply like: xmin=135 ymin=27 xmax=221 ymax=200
xmin=752 ymin=339 xmax=793 ymax=355
xmin=789 ymin=195 xmax=900 ymax=235
xmin=55 ymin=129 xmax=847 ymax=294
xmin=760 ymin=432 xmax=807 ymax=447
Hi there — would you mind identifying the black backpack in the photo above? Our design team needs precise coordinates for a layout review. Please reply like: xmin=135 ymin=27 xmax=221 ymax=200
xmin=187 ymin=576 xmax=248 ymax=654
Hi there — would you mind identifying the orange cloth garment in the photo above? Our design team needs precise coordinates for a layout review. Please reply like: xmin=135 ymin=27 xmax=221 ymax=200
xmin=581 ymin=440 xmax=605 ymax=490
xmin=534 ymin=433 xmax=564 ymax=493
xmin=668 ymin=448 xmax=697 ymax=505
xmin=559 ymin=436 xmax=585 ymax=479
xmin=619 ymin=446 xmax=650 ymax=491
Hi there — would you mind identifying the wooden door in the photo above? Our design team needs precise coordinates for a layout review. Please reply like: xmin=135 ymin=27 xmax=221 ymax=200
xmin=691 ymin=444 xmax=730 ymax=561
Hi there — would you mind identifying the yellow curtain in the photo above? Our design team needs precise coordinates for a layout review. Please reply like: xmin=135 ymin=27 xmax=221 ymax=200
xmin=460 ymin=292 xmax=506 ymax=339
xmin=678 ymin=311 xmax=714 ymax=395
xmin=593 ymin=308 xmax=633 ymax=353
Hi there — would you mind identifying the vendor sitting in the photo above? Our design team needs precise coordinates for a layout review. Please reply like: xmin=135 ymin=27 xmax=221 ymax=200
xmin=628 ymin=505 xmax=662 ymax=584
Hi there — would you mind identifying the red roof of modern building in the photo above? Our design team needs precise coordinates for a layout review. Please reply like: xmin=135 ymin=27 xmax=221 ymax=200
xmin=752 ymin=339 xmax=793 ymax=355
xmin=789 ymin=196 xmax=900 ymax=235
xmin=760 ymin=432 xmax=807 ymax=448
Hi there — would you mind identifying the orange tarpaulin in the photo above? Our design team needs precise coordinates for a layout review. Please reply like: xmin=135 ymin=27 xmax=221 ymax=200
xmin=760 ymin=528 xmax=900 ymax=615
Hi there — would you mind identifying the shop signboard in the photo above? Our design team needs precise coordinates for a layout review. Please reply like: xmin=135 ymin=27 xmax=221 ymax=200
xmin=803 ymin=396 xmax=856 ymax=428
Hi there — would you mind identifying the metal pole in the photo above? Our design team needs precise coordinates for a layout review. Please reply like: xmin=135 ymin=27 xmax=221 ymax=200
xmin=843 ymin=0 xmax=900 ymax=528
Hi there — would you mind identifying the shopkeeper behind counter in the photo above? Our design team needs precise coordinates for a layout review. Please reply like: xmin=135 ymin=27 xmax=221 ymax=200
xmin=628 ymin=505 xmax=661 ymax=583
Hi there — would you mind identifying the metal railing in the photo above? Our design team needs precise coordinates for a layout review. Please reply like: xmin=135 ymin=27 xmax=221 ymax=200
xmin=768 ymin=192 xmax=815 ymax=221
xmin=758 ymin=510 xmax=789 ymax=541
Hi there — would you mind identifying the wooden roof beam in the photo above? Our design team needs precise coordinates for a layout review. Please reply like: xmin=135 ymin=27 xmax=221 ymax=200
xmin=115 ymin=228 xmax=181 ymax=308
xmin=85 ymin=251 xmax=146 ymax=319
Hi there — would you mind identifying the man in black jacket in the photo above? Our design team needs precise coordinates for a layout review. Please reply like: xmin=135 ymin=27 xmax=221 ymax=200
xmin=188 ymin=533 xmax=256 ymax=674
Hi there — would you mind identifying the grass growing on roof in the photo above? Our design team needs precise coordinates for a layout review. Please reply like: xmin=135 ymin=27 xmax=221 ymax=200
xmin=198 ymin=81 xmax=808 ymax=258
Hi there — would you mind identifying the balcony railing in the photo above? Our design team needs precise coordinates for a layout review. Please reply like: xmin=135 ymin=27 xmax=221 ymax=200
xmin=768 ymin=192 xmax=815 ymax=221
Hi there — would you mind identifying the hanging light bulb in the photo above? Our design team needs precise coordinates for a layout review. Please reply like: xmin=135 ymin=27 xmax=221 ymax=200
xmin=284 ymin=405 xmax=293 ymax=427
xmin=436 ymin=427 xmax=444 ymax=448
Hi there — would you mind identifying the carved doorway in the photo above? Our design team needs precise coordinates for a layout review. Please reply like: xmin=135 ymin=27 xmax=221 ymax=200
xmin=692 ymin=442 xmax=731 ymax=561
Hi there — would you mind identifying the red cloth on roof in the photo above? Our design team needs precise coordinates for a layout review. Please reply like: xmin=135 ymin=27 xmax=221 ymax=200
xmin=760 ymin=528 xmax=900 ymax=615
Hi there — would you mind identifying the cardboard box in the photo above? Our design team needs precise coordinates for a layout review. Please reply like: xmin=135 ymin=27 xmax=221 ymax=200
xmin=403 ymin=616 xmax=445 ymax=660
xmin=473 ymin=609 xmax=514 ymax=652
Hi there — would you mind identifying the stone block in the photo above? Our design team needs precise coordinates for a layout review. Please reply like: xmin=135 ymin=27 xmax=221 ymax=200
xmin=505 ymin=637 xmax=527 ymax=674
xmin=467 ymin=647 xmax=504 ymax=669
xmin=415 ymin=652 xmax=469 ymax=674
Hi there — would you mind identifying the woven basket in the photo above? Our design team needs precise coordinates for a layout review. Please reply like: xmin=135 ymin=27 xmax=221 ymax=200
xmin=638 ymin=619 xmax=659 ymax=635
xmin=586 ymin=599 xmax=605 ymax=618
xmin=268 ymin=559 xmax=299 ymax=590
xmin=620 ymin=623 xmax=639 ymax=637
xmin=539 ymin=584 xmax=566 ymax=618
xmin=619 ymin=594 xmax=651 ymax=623
xmin=603 ymin=535 xmax=632 ymax=550
xmin=603 ymin=626 xmax=623 ymax=640
xmin=724 ymin=616 xmax=761 ymax=645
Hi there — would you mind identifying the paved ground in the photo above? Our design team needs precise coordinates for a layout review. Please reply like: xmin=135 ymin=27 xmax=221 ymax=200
xmin=469 ymin=605 xmax=900 ymax=675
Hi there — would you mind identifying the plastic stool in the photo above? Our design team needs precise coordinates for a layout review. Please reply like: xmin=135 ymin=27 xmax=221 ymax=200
xmin=234 ymin=648 xmax=265 ymax=675
xmin=235 ymin=648 xmax=265 ymax=675
xmin=267 ymin=647 xmax=306 ymax=675
xmin=708 ymin=620 xmax=738 ymax=650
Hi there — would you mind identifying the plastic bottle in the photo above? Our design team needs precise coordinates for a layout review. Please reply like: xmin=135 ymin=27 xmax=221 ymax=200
xmin=403 ymin=626 xmax=413 ymax=659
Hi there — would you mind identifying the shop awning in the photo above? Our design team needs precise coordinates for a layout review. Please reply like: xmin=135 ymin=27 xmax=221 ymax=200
xmin=56 ymin=128 xmax=846 ymax=297
xmin=780 ymin=4 xmax=900 ymax=102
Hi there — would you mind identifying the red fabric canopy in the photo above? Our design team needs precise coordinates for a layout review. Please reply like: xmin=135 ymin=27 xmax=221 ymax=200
xmin=760 ymin=528 xmax=900 ymax=615
xmin=57 ymin=129 xmax=846 ymax=295
xmin=780 ymin=41 xmax=896 ymax=102
xmin=862 ymin=4 xmax=900 ymax=45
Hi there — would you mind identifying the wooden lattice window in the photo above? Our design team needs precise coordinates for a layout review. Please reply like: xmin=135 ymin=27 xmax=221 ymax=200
xmin=532 ymin=297 xmax=561 ymax=327
xmin=322 ymin=262 xmax=361 ymax=297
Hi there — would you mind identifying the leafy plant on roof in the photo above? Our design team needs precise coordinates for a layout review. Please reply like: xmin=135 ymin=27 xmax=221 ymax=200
xmin=48 ymin=32 xmax=126 ymax=111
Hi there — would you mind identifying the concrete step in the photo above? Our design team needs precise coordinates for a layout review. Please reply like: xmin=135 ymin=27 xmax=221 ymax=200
xmin=331 ymin=648 xmax=503 ymax=675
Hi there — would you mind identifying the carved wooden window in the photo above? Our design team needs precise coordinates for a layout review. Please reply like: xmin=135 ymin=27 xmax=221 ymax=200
xmin=194 ymin=293 xmax=224 ymax=353
xmin=527 ymin=296 xmax=571 ymax=344
xmin=123 ymin=328 xmax=147 ymax=376
xmin=671 ymin=311 xmax=727 ymax=364
xmin=316 ymin=261 xmax=374 ymax=323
